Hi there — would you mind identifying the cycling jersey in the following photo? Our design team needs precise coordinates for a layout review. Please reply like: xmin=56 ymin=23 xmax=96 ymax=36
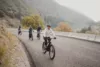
xmin=43 ymin=28 xmax=55 ymax=38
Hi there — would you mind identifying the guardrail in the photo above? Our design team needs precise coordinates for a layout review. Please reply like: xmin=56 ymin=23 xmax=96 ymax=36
xmin=8 ymin=28 xmax=100 ymax=43
xmin=55 ymin=31 xmax=100 ymax=42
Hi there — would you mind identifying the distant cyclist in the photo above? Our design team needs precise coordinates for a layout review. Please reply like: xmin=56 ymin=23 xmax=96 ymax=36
xmin=43 ymin=25 xmax=56 ymax=49
xmin=37 ymin=25 xmax=42 ymax=39
xmin=18 ymin=25 xmax=22 ymax=35
xmin=29 ymin=26 xmax=33 ymax=40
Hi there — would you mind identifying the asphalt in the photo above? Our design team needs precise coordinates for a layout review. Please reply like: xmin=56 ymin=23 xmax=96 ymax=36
xmin=13 ymin=31 xmax=100 ymax=67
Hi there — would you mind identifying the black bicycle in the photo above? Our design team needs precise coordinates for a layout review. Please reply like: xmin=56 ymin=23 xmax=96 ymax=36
xmin=42 ymin=37 xmax=56 ymax=60
xmin=18 ymin=30 xmax=22 ymax=35
xmin=29 ymin=34 xmax=33 ymax=41
xmin=37 ymin=32 xmax=40 ymax=40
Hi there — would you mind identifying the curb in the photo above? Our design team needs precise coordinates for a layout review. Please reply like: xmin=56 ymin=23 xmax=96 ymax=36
xmin=18 ymin=37 xmax=36 ymax=67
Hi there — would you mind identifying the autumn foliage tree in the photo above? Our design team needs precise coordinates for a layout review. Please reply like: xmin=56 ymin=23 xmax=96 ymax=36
xmin=54 ymin=22 xmax=72 ymax=32
xmin=22 ymin=15 xmax=44 ymax=29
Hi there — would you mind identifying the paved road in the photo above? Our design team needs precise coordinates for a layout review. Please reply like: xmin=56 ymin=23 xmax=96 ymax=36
xmin=13 ymin=31 xmax=100 ymax=67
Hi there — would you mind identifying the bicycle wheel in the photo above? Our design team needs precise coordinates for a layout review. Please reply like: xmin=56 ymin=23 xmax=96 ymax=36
xmin=49 ymin=45 xmax=55 ymax=60
xmin=38 ymin=34 xmax=40 ymax=40
xmin=42 ymin=42 xmax=46 ymax=54
xmin=29 ymin=34 xmax=33 ymax=41
xmin=37 ymin=34 xmax=40 ymax=40
xmin=31 ymin=37 xmax=33 ymax=41
xmin=18 ymin=31 xmax=20 ymax=35
xmin=20 ymin=32 xmax=22 ymax=35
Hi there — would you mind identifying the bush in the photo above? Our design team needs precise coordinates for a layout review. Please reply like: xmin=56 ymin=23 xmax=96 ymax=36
xmin=0 ymin=45 xmax=6 ymax=59
xmin=54 ymin=22 xmax=72 ymax=32
xmin=79 ymin=28 xmax=88 ymax=33
xmin=22 ymin=15 xmax=44 ymax=29
xmin=0 ymin=26 xmax=7 ymax=60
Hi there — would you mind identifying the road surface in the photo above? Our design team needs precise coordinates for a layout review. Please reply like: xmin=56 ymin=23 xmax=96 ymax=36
xmin=12 ymin=31 xmax=100 ymax=67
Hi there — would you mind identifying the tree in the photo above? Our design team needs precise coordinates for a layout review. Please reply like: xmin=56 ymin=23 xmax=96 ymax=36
xmin=22 ymin=15 xmax=44 ymax=29
xmin=54 ymin=22 xmax=72 ymax=32
xmin=79 ymin=28 xmax=88 ymax=33
xmin=79 ymin=26 xmax=92 ymax=33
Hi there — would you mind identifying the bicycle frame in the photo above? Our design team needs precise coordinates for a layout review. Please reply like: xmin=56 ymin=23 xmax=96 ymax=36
xmin=42 ymin=38 xmax=56 ymax=60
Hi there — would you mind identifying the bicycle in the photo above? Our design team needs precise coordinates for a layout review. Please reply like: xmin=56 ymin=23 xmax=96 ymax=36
xmin=42 ymin=37 xmax=56 ymax=60
xmin=29 ymin=34 xmax=33 ymax=41
xmin=18 ymin=30 xmax=22 ymax=35
xmin=37 ymin=32 xmax=40 ymax=40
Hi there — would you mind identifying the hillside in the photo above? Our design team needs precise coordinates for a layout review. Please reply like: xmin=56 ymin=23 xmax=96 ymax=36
xmin=0 ymin=0 xmax=32 ymax=27
xmin=0 ymin=25 xmax=31 ymax=67
xmin=0 ymin=0 xmax=95 ymax=29
xmin=0 ymin=0 xmax=30 ymax=18
xmin=24 ymin=0 xmax=95 ymax=29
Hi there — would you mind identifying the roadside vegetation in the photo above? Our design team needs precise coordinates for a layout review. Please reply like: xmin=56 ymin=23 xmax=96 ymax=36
xmin=78 ymin=25 xmax=100 ymax=35
xmin=0 ymin=25 xmax=11 ymax=67
xmin=0 ymin=25 xmax=27 ymax=67
xmin=54 ymin=22 xmax=72 ymax=32
xmin=22 ymin=15 xmax=44 ymax=29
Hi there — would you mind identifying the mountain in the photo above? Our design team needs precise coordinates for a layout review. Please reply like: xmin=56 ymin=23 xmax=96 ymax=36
xmin=97 ymin=21 xmax=100 ymax=23
xmin=0 ymin=0 xmax=30 ymax=19
xmin=0 ymin=0 xmax=31 ymax=27
xmin=0 ymin=0 xmax=95 ymax=29
xmin=24 ymin=0 xmax=95 ymax=29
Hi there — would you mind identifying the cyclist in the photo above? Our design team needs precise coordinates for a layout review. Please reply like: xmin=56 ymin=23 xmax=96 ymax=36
xmin=37 ymin=25 xmax=42 ymax=38
xmin=29 ymin=26 xmax=33 ymax=40
xmin=18 ymin=25 xmax=22 ymax=35
xmin=43 ymin=25 xmax=56 ymax=50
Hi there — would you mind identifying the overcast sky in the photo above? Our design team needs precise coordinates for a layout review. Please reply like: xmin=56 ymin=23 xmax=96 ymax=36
xmin=55 ymin=0 xmax=100 ymax=22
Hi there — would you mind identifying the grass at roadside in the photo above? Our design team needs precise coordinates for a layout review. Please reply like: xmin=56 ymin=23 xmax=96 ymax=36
xmin=0 ymin=25 xmax=21 ymax=67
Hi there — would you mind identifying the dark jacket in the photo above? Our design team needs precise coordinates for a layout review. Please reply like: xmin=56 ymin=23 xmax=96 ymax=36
xmin=18 ymin=26 xmax=21 ymax=31
xmin=37 ymin=26 xmax=41 ymax=32
xmin=29 ymin=27 xmax=33 ymax=34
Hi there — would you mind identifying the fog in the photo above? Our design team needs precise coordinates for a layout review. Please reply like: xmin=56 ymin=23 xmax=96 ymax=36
xmin=55 ymin=0 xmax=100 ymax=22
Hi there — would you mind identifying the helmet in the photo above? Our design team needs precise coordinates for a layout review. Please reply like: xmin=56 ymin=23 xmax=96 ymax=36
xmin=47 ymin=25 xmax=51 ymax=27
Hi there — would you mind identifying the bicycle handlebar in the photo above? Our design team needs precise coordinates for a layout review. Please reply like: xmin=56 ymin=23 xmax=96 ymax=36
xmin=50 ymin=37 xmax=56 ymax=39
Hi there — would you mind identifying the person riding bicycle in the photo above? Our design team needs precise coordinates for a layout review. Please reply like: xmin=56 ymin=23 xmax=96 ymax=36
xmin=18 ymin=25 xmax=21 ymax=31
xmin=43 ymin=25 xmax=56 ymax=50
xmin=37 ymin=25 xmax=42 ymax=38
xmin=29 ymin=26 xmax=33 ymax=40
xmin=18 ymin=25 xmax=22 ymax=35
